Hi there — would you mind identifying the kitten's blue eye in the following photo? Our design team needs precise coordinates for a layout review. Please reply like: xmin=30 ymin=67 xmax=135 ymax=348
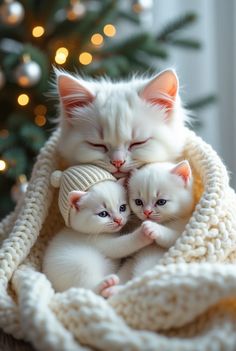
xmin=119 ymin=204 xmax=126 ymax=212
xmin=98 ymin=211 xmax=109 ymax=217
xmin=135 ymin=199 xmax=143 ymax=206
xmin=155 ymin=199 xmax=167 ymax=206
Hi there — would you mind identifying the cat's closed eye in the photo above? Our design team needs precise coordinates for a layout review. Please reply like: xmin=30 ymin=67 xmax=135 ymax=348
xmin=129 ymin=139 xmax=149 ymax=150
xmin=87 ymin=142 xmax=108 ymax=152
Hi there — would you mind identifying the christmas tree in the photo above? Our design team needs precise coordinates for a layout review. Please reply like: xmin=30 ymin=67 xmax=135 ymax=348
xmin=0 ymin=0 xmax=214 ymax=219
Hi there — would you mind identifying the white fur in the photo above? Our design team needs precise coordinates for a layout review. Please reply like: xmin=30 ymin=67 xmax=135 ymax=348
xmin=56 ymin=70 xmax=188 ymax=177
xmin=43 ymin=180 xmax=155 ymax=294
xmin=127 ymin=162 xmax=194 ymax=279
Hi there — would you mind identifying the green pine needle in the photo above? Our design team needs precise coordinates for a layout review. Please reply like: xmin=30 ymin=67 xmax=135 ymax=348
xmin=156 ymin=12 xmax=197 ymax=41
xmin=187 ymin=95 xmax=217 ymax=110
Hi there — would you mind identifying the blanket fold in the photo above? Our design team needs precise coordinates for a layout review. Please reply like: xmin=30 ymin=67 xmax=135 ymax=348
xmin=0 ymin=127 xmax=236 ymax=351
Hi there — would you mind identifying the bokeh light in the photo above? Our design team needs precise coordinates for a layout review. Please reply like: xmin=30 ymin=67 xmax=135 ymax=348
xmin=79 ymin=52 xmax=93 ymax=65
xmin=17 ymin=94 xmax=29 ymax=106
xmin=32 ymin=26 xmax=45 ymax=38
xmin=103 ymin=24 xmax=116 ymax=37
xmin=91 ymin=33 xmax=104 ymax=46
xmin=0 ymin=160 xmax=7 ymax=172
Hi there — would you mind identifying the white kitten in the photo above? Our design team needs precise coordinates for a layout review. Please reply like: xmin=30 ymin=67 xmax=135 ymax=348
xmin=55 ymin=69 xmax=188 ymax=177
xmin=102 ymin=161 xmax=194 ymax=297
xmin=129 ymin=160 xmax=194 ymax=275
xmin=43 ymin=179 xmax=154 ymax=296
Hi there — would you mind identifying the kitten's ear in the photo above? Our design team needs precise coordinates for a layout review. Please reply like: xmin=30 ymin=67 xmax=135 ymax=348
xmin=68 ymin=190 xmax=86 ymax=210
xmin=171 ymin=160 xmax=191 ymax=186
xmin=140 ymin=69 xmax=179 ymax=111
xmin=57 ymin=74 xmax=94 ymax=118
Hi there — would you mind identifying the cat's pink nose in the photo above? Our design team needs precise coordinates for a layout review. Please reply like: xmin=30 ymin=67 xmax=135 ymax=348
xmin=144 ymin=210 xmax=153 ymax=217
xmin=114 ymin=217 xmax=122 ymax=225
xmin=111 ymin=160 xmax=125 ymax=168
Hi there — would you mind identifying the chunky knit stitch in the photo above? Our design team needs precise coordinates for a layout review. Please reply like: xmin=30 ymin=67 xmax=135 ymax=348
xmin=0 ymin=127 xmax=236 ymax=351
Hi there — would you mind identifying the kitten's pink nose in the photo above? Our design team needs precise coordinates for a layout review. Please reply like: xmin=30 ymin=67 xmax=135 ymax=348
xmin=144 ymin=210 xmax=153 ymax=218
xmin=111 ymin=159 xmax=125 ymax=168
xmin=114 ymin=217 xmax=122 ymax=225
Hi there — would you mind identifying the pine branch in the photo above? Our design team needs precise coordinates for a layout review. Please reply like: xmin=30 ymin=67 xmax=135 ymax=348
xmin=141 ymin=39 xmax=168 ymax=59
xmin=118 ymin=9 xmax=140 ymax=24
xmin=186 ymin=95 xmax=217 ymax=110
xmin=156 ymin=13 xmax=197 ymax=41
xmin=165 ymin=38 xmax=201 ymax=49
xmin=100 ymin=32 xmax=150 ymax=55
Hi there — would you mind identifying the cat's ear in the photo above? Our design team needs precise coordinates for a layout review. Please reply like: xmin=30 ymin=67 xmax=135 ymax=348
xmin=140 ymin=69 xmax=178 ymax=111
xmin=57 ymin=74 xmax=94 ymax=117
xmin=171 ymin=160 xmax=191 ymax=186
xmin=68 ymin=190 xmax=86 ymax=210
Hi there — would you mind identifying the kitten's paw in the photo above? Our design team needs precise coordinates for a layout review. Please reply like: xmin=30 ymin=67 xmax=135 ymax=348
xmin=97 ymin=274 xmax=119 ymax=296
xmin=141 ymin=220 xmax=159 ymax=241
xmin=101 ymin=285 xmax=124 ymax=298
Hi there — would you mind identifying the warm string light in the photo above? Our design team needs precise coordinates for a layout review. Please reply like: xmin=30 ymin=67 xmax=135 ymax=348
xmin=103 ymin=24 xmax=116 ymax=37
xmin=80 ymin=25 xmax=116 ymax=66
xmin=32 ymin=26 xmax=45 ymax=38
xmin=17 ymin=94 xmax=29 ymax=106
xmin=35 ymin=115 xmax=46 ymax=127
xmin=79 ymin=52 xmax=92 ymax=65
xmin=91 ymin=33 xmax=104 ymax=46
xmin=55 ymin=47 xmax=69 ymax=64
xmin=34 ymin=104 xmax=47 ymax=127
xmin=0 ymin=160 xmax=7 ymax=172
xmin=34 ymin=104 xmax=47 ymax=115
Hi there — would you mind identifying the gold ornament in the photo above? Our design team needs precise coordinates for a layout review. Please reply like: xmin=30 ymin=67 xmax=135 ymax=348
xmin=0 ymin=0 xmax=25 ymax=26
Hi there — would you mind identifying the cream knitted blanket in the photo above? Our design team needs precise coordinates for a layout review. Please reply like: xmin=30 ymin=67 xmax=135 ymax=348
xmin=0 ymin=127 xmax=236 ymax=351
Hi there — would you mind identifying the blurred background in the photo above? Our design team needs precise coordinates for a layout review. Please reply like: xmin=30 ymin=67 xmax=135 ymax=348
xmin=0 ymin=0 xmax=235 ymax=219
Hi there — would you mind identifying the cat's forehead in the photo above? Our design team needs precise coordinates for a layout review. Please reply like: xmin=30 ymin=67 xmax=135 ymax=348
xmin=92 ymin=87 xmax=150 ymax=144
xmin=95 ymin=86 xmax=138 ymax=113
xmin=130 ymin=166 xmax=172 ymax=193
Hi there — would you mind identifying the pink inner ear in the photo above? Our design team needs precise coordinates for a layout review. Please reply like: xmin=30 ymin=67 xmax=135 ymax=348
xmin=68 ymin=191 xmax=86 ymax=210
xmin=58 ymin=75 xmax=94 ymax=113
xmin=171 ymin=161 xmax=191 ymax=185
xmin=140 ymin=69 xmax=178 ymax=110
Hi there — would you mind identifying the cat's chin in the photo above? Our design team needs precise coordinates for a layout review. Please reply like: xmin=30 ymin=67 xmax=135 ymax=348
xmin=112 ymin=171 xmax=129 ymax=179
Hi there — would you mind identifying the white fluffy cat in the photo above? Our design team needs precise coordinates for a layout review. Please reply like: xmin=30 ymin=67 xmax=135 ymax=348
xmin=101 ymin=160 xmax=194 ymax=297
xmin=43 ymin=179 xmax=155 ymax=296
xmin=56 ymin=68 xmax=188 ymax=177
